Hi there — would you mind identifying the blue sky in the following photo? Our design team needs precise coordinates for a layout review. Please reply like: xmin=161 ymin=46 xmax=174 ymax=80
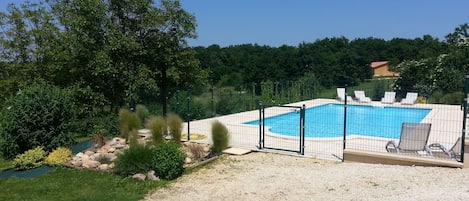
xmin=2 ymin=0 xmax=469 ymax=47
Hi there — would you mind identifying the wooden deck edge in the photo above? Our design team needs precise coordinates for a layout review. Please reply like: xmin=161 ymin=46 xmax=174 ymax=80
xmin=344 ymin=149 xmax=463 ymax=168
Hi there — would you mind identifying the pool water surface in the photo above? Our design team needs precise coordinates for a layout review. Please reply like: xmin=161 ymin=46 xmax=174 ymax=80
xmin=245 ymin=104 xmax=431 ymax=139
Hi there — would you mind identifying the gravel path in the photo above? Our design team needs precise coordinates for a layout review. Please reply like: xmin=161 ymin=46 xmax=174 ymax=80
xmin=143 ymin=152 xmax=469 ymax=201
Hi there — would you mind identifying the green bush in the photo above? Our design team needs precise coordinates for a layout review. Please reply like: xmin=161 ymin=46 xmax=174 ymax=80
xmin=45 ymin=147 xmax=72 ymax=166
xmin=118 ymin=108 xmax=141 ymax=140
xmin=151 ymin=141 xmax=186 ymax=180
xmin=146 ymin=116 xmax=166 ymax=145
xmin=113 ymin=143 xmax=153 ymax=177
xmin=166 ymin=113 xmax=183 ymax=143
xmin=0 ymin=83 xmax=76 ymax=159
xmin=441 ymin=92 xmax=464 ymax=105
xmin=136 ymin=104 xmax=150 ymax=127
xmin=211 ymin=121 xmax=230 ymax=155
xmin=13 ymin=146 xmax=46 ymax=170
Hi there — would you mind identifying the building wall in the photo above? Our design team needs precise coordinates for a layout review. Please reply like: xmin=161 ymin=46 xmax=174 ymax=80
xmin=373 ymin=65 xmax=398 ymax=77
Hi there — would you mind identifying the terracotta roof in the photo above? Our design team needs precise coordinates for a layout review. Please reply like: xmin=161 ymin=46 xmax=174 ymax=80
xmin=370 ymin=61 xmax=388 ymax=68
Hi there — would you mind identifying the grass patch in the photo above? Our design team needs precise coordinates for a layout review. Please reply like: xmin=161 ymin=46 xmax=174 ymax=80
xmin=0 ymin=168 xmax=167 ymax=201
xmin=0 ymin=158 xmax=14 ymax=172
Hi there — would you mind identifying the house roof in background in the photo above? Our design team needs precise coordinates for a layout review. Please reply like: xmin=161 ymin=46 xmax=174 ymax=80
xmin=370 ymin=61 xmax=389 ymax=68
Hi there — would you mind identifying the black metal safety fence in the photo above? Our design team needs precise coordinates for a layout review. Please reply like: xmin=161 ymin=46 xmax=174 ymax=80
xmin=257 ymin=103 xmax=305 ymax=155
xmin=164 ymin=79 xmax=465 ymax=164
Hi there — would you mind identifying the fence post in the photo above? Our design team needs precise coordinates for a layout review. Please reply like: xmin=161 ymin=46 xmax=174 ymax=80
xmin=258 ymin=101 xmax=263 ymax=149
xmin=186 ymin=89 xmax=191 ymax=141
xmin=462 ymin=74 xmax=469 ymax=163
xmin=210 ymin=84 xmax=215 ymax=117
xmin=300 ymin=104 xmax=306 ymax=155
xmin=342 ymin=85 xmax=348 ymax=162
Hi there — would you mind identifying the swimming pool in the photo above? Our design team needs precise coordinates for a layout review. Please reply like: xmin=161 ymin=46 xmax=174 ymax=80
xmin=245 ymin=104 xmax=431 ymax=139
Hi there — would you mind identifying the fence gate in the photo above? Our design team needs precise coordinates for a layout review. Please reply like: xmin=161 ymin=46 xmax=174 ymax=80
xmin=257 ymin=104 xmax=305 ymax=155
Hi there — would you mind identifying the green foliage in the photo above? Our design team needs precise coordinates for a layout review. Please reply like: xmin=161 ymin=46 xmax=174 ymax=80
xmin=215 ymin=87 xmax=239 ymax=115
xmin=151 ymin=141 xmax=186 ymax=180
xmin=0 ymin=83 xmax=76 ymax=159
xmin=167 ymin=113 xmax=183 ymax=143
xmin=441 ymin=92 xmax=465 ymax=105
xmin=13 ymin=147 xmax=46 ymax=170
xmin=372 ymin=80 xmax=387 ymax=101
xmin=136 ymin=104 xmax=150 ymax=127
xmin=118 ymin=108 xmax=141 ymax=140
xmin=211 ymin=121 xmax=230 ymax=155
xmin=146 ymin=116 xmax=166 ymax=145
xmin=0 ymin=168 xmax=165 ymax=201
xmin=113 ymin=143 xmax=154 ymax=177
xmin=45 ymin=147 xmax=72 ymax=166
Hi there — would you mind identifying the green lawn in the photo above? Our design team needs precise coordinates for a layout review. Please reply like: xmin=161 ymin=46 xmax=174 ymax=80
xmin=0 ymin=168 xmax=167 ymax=201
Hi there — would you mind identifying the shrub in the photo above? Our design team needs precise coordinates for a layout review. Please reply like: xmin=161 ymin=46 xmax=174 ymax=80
xmin=0 ymin=83 xmax=76 ymax=159
xmin=166 ymin=113 xmax=183 ymax=143
xmin=146 ymin=116 xmax=166 ymax=145
xmin=118 ymin=108 xmax=141 ymax=140
xmin=45 ymin=147 xmax=72 ymax=166
xmin=211 ymin=121 xmax=230 ymax=155
xmin=441 ymin=92 xmax=464 ymax=105
xmin=113 ymin=143 xmax=153 ymax=177
xmin=92 ymin=126 xmax=107 ymax=148
xmin=151 ymin=141 xmax=186 ymax=180
xmin=136 ymin=104 xmax=150 ymax=127
xmin=13 ymin=146 xmax=46 ymax=170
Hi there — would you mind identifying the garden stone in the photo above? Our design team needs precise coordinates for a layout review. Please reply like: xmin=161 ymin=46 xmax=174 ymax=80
xmin=104 ymin=153 xmax=117 ymax=161
xmin=82 ymin=158 xmax=101 ymax=169
xmin=98 ymin=164 xmax=109 ymax=171
xmin=147 ymin=171 xmax=160 ymax=181
xmin=92 ymin=153 xmax=102 ymax=160
xmin=76 ymin=152 xmax=84 ymax=158
xmin=203 ymin=146 xmax=210 ymax=152
xmin=84 ymin=150 xmax=95 ymax=156
xmin=132 ymin=173 xmax=146 ymax=181
xmin=185 ymin=157 xmax=192 ymax=164
xmin=71 ymin=160 xmax=82 ymax=167
xmin=108 ymin=147 xmax=116 ymax=153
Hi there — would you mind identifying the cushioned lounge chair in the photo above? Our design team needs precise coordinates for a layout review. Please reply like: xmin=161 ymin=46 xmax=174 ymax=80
xmin=354 ymin=91 xmax=371 ymax=103
xmin=401 ymin=92 xmax=418 ymax=105
xmin=336 ymin=88 xmax=352 ymax=102
xmin=386 ymin=122 xmax=432 ymax=155
xmin=428 ymin=137 xmax=462 ymax=161
xmin=381 ymin=91 xmax=396 ymax=104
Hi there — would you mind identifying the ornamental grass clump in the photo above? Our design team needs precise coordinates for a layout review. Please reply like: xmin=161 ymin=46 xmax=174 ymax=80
xmin=113 ymin=143 xmax=154 ymax=177
xmin=166 ymin=113 xmax=183 ymax=143
xmin=136 ymin=104 xmax=150 ymax=127
xmin=146 ymin=116 xmax=166 ymax=145
xmin=211 ymin=121 xmax=230 ymax=155
xmin=13 ymin=146 xmax=46 ymax=170
xmin=118 ymin=108 xmax=141 ymax=141
xmin=45 ymin=147 xmax=72 ymax=166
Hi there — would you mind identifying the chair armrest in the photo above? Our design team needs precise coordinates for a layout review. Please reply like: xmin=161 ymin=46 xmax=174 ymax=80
xmin=428 ymin=143 xmax=451 ymax=157
xmin=385 ymin=140 xmax=399 ymax=153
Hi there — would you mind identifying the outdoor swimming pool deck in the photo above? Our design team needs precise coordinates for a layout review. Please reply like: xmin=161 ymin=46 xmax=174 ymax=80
xmin=183 ymin=98 xmax=465 ymax=161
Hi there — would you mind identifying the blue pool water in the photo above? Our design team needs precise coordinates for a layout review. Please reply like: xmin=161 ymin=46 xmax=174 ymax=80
xmin=245 ymin=104 xmax=431 ymax=139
